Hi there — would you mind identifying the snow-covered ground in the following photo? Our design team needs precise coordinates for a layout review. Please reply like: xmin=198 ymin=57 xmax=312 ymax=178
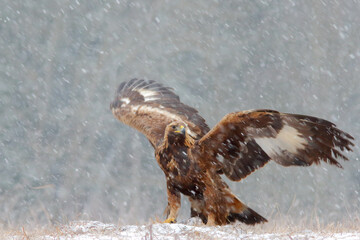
xmin=9 ymin=220 xmax=360 ymax=240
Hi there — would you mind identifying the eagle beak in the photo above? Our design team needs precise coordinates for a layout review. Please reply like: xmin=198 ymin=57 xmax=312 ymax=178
xmin=175 ymin=125 xmax=185 ymax=134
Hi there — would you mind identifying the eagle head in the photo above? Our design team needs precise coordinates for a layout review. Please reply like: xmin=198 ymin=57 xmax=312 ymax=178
xmin=165 ymin=122 xmax=188 ymax=146
xmin=168 ymin=123 xmax=186 ymax=135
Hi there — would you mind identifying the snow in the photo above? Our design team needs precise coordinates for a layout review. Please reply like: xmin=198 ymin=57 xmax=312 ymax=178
xmin=31 ymin=221 xmax=360 ymax=240
xmin=1 ymin=0 xmax=359 ymax=231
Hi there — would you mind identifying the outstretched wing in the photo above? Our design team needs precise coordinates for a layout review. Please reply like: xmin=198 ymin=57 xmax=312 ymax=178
xmin=196 ymin=109 xmax=354 ymax=181
xmin=110 ymin=79 xmax=210 ymax=148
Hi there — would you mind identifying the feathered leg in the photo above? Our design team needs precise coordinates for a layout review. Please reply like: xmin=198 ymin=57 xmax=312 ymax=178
xmin=163 ymin=183 xmax=180 ymax=223
xmin=189 ymin=198 xmax=207 ymax=224
xmin=202 ymin=181 xmax=226 ymax=225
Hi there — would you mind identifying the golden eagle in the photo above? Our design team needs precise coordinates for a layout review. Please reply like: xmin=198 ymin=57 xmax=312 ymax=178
xmin=110 ymin=79 xmax=354 ymax=226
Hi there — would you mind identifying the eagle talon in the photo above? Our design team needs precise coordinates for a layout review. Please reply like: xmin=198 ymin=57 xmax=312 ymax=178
xmin=163 ymin=218 xmax=176 ymax=223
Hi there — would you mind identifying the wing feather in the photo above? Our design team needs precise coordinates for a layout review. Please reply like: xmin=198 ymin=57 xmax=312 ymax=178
xmin=196 ymin=109 xmax=354 ymax=181
xmin=111 ymin=79 xmax=210 ymax=147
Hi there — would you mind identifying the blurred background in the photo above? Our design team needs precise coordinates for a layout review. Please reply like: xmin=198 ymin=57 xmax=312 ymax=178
xmin=1 ymin=1 xmax=359 ymax=228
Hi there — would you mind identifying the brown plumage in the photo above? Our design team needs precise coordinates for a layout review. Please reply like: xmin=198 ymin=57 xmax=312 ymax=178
xmin=110 ymin=79 xmax=354 ymax=226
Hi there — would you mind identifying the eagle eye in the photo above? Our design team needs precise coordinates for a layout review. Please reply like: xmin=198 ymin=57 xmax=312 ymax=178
xmin=172 ymin=125 xmax=176 ymax=130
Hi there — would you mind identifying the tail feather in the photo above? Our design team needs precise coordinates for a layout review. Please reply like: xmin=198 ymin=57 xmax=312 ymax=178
xmin=189 ymin=193 xmax=267 ymax=225
xmin=227 ymin=206 xmax=267 ymax=225
xmin=226 ymin=194 xmax=267 ymax=225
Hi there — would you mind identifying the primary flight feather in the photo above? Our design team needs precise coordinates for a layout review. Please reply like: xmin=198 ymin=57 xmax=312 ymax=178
xmin=110 ymin=79 xmax=354 ymax=225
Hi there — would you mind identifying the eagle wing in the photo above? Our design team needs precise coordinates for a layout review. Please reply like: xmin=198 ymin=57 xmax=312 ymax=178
xmin=196 ymin=109 xmax=354 ymax=181
xmin=110 ymin=79 xmax=210 ymax=148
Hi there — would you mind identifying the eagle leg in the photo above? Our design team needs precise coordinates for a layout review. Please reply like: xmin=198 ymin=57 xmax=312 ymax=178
xmin=206 ymin=213 xmax=217 ymax=226
xmin=202 ymin=183 xmax=222 ymax=226
xmin=163 ymin=183 xmax=180 ymax=224
xmin=189 ymin=198 xmax=207 ymax=224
